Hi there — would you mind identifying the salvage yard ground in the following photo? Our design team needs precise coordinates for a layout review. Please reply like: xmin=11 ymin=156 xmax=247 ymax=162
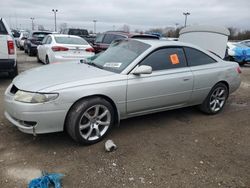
xmin=0 ymin=50 xmax=250 ymax=188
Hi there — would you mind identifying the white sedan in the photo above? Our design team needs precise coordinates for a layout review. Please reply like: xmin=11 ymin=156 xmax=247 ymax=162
xmin=37 ymin=34 xmax=95 ymax=64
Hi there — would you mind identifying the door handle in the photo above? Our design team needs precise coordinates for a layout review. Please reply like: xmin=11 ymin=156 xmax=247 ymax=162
xmin=183 ymin=78 xmax=190 ymax=81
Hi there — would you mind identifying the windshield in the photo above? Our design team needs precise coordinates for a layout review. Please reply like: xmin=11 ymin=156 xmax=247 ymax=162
xmin=69 ymin=29 xmax=88 ymax=36
xmin=234 ymin=43 xmax=249 ymax=48
xmin=55 ymin=36 xmax=88 ymax=45
xmin=92 ymin=40 xmax=150 ymax=73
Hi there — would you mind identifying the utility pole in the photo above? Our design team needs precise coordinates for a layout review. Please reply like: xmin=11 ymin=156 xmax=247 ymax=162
xmin=183 ymin=12 xmax=190 ymax=27
xmin=93 ymin=19 xmax=97 ymax=34
xmin=30 ymin=17 xmax=35 ymax=30
xmin=52 ymin=9 xmax=58 ymax=32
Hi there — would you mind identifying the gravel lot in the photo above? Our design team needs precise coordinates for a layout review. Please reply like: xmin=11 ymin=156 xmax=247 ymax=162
xmin=0 ymin=50 xmax=250 ymax=188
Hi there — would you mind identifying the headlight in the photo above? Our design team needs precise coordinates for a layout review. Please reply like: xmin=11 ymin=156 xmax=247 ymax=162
xmin=14 ymin=90 xmax=58 ymax=103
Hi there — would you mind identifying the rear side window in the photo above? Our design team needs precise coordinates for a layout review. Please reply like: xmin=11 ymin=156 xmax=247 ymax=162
xmin=140 ymin=47 xmax=187 ymax=71
xmin=184 ymin=47 xmax=216 ymax=66
xmin=46 ymin=36 xmax=52 ymax=44
xmin=95 ymin=34 xmax=104 ymax=43
xmin=0 ymin=20 xmax=7 ymax=34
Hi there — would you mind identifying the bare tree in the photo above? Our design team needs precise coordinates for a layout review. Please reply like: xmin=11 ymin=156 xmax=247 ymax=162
xmin=59 ymin=23 xmax=68 ymax=33
xmin=38 ymin=25 xmax=45 ymax=31
xmin=121 ymin=24 xmax=130 ymax=32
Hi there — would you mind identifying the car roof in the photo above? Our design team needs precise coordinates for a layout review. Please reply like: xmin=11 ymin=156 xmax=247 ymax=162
xmin=102 ymin=31 xmax=160 ymax=39
xmin=51 ymin=34 xmax=83 ymax=38
xmin=134 ymin=38 xmax=199 ymax=48
xmin=31 ymin=31 xmax=52 ymax=34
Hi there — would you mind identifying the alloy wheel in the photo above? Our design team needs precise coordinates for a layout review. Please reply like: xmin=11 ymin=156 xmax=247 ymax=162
xmin=79 ymin=104 xmax=111 ymax=141
xmin=209 ymin=87 xmax=227 ymax=112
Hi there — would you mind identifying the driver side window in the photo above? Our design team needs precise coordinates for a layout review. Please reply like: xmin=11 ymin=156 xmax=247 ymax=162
xmin=42 ymin=36 xmax=48 ymax=44
xmin=46 ymin=36 xmax=52 ymax=44
xmin=140 ymin=47 xmax=187 ymax=71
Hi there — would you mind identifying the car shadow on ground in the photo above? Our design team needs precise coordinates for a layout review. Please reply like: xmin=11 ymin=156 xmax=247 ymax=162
xmin=12 ymin=106 xmax=201 ymax=149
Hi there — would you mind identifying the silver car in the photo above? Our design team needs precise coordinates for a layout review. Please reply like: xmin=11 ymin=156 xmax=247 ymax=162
xmin=4 ymin=39 xmax=241 ymax=144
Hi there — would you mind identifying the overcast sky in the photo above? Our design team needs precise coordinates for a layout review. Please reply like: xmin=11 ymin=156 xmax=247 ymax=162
xmin=1 ymin=0 xmax=250 ymax=32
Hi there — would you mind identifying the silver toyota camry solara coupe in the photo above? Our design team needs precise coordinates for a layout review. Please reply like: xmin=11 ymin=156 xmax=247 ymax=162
xmin=4 ymin=39 xmax=241 ymax=144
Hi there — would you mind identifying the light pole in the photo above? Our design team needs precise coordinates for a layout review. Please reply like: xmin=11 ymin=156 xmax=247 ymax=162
xmin=93 ymin=20 xmax=97 ymax=34
xmin=52 ymin=9 xmax=58 ymax=32
xmin=30 ymin=17 xmax=35 ymax=30
xmin=183 ymin=12 xmax=190 ymax=27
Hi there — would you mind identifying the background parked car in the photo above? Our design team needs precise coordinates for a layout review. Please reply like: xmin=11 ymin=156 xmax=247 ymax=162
xmin=61 ymin=28 xmax=96 ymax=45
xmin=11 ymin=29 xmax=20 ymax=46
xmin=24 ymin=31 xmax=52 ymax=56
xmin=93 ymin=31 xmax=160 ymax=53
xmin=227 ymin=42 xmax=250 ymax=65
xmin=37 ymin=34 xmax=95 ymax=64
xmin=17 ymin=31 xmax=29 ymax=50
xmin=0 ymin=18 xmax=18 ymax=78
xmin=239 ymin=39 xmax=250 ymax=47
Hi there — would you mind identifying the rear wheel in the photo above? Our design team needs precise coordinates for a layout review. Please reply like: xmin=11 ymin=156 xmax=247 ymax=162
xmin=37 ymin=53 xmax=42 ymax=63
xmin=199 ymin=83 xmax=229 ymax=115
xmin=65 ymin=97 xmax=115 ymax=145
xmin=9 ymin=64 xmax=18 ymax=79
xmin=45 ymin=55 xmax=50 ymax=64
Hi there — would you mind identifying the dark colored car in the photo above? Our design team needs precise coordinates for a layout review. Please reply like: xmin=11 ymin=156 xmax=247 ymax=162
xmin=24 ymin=31 xmax=52 ymax=56
xmin=93 ymin=31 xmax=160 ymax=53
xmin=61 ymin=28 xmax=96 ymax=45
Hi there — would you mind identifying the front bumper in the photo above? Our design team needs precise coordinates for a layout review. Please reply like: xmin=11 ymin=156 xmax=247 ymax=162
xmin=4 ymin=84 xmax=71 ymax=134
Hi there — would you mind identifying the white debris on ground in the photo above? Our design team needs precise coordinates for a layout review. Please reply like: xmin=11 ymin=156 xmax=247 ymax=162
xmin=105 ymin=140 xmax=117 ymax=152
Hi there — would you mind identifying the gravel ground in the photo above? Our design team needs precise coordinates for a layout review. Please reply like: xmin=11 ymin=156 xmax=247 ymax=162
xmin=0 ymin=50 xmax=250 ymax=188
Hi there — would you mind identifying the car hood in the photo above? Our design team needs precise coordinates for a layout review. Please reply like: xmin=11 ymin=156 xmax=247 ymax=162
xmin=13 ymin=62 xmax=115 ymax=92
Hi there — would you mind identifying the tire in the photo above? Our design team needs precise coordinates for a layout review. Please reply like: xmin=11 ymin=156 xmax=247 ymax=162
xmin=65 ymin=97 xmax=115 ymax=145
xmin=28 ymin=48 xmax=32 ymax=56
xmin=199 ymin=83 xmax=229 ymax=115
xmin=45 ymin=55 xmax=50 ymax=64
xmin=37 ymin=53 xmax=42 ymax=63
xmin=238 ymin=61 xmax=246 ymax=66
xmin=8 ymin=64 xmax=18 ymax=79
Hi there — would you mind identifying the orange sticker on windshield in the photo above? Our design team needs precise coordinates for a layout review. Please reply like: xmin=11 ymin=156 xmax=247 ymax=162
xmin=170 ymin=54 xmax=180 ymax=64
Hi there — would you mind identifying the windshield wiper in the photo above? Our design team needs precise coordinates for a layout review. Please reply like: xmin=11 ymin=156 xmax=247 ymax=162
xmin=82 ymin=60 xmax=103 ymax=69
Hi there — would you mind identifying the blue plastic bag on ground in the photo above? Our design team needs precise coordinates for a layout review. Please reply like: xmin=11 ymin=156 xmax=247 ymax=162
xmin=28 ymin=172 xmax=64 ymax=188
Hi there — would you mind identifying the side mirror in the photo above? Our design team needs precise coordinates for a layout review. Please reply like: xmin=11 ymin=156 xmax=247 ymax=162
xmin=132 ymin=65 xmax=152 ymax=75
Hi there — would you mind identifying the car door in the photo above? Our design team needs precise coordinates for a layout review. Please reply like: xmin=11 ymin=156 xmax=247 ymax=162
xmin=38 ymin=36 xmax=48 ymax=62
xmin=126 ymin=47 xmax=193 ymax=115
xmin=43 ymin=36 xmax=52 ymax=59
xmin=183 ymin=47 xmax=222 ymax=104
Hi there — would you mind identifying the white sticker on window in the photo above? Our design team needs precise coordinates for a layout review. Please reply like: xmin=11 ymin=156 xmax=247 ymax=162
xmin=103 ymin=62 xmax=122 ymax=68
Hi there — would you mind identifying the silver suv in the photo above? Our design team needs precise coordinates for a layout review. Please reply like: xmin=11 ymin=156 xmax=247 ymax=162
xmin=0 ymin=18 xmax=18 ymax=78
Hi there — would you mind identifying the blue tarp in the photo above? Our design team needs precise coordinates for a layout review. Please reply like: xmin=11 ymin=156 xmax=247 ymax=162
xmin=233 ymin=47 xmax=250 ymax=62
xmin=28 ymin=172 xmax=64 ymax=188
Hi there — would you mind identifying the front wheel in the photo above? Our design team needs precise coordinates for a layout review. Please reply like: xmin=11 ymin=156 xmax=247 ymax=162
xmin=28 ymin=48 xmax=32 ymax=56
xmin=65 ymin=97 xmax=115 ymax=145
xmin=199 ymin=83 xmax=229 ymax=115
xmin=37 ymin=53 xmax=42 ymax=63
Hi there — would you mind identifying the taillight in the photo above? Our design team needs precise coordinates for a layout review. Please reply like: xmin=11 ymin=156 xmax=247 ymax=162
xmin=237 ymin=66 xmax=242 ymax=74
xmin=51 ymin=46 xmax=69 ymax=52
xmin=7 ymin=40 xmax=15 ymax=55
xmin=85 ymin=47 xmax=95 ymax=53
